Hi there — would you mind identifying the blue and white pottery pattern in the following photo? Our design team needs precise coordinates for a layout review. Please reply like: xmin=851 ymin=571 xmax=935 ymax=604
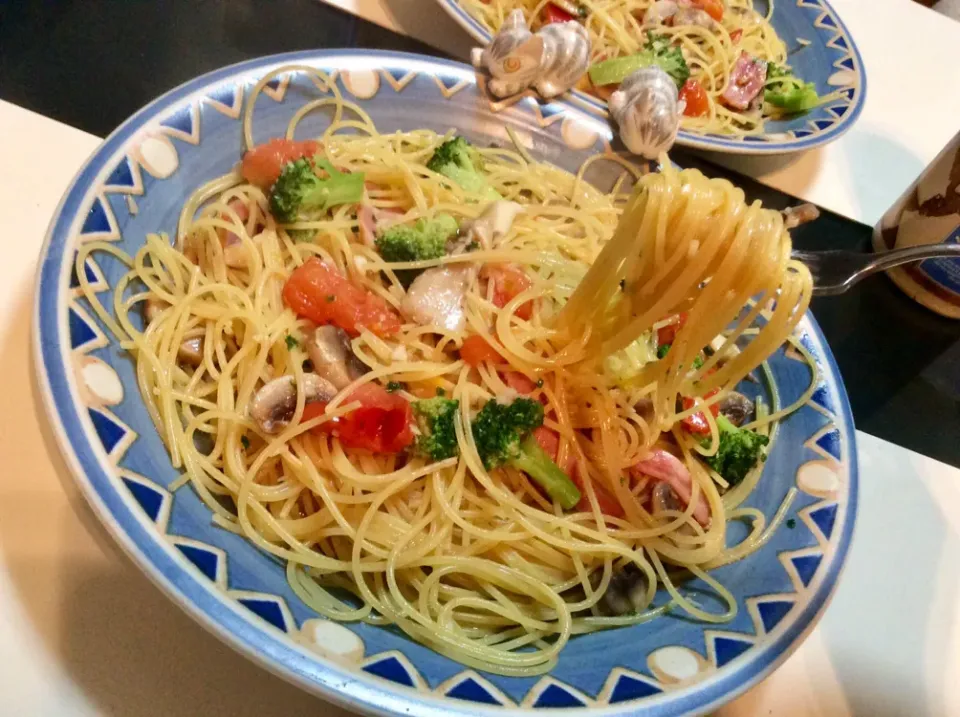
xmin=35 ymin=50 xmax=857 ymax=716
xmin=437 ymin=0 xmax=867 ymax=154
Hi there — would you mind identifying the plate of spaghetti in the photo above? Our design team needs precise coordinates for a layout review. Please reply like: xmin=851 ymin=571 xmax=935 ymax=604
xmin=36 ymin=50 xmax=856 ymax=716
xmin=440 ymin=0 xmax=866 ymax=153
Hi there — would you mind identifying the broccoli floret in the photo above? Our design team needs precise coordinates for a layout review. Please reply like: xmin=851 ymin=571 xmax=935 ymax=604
xmin=703 ymin=414 xmax=769 ymax=487
xmin=764 ymin=63 xmax=820 ymax=113
xmin=269 ymin=158 xmax=365 ymax=223
xmin=765 ymin=82 xmax=821 ymax=113
xmin=472 ymin=397 xmax=581 ymax=509
xmin=376 ymin=214 xmax=459 ymax=286
xmin=426 ymin=137 xmax=501 ymax=201
xmin=377 ymin=215 xmax=459 ymax=263
xmin=412 ymin=397 xmax=460 ymax=461
xmin=286 ymin=228 xmax=316 ymax=243
xmin=766 ymin=62 xmax=791 ymax=80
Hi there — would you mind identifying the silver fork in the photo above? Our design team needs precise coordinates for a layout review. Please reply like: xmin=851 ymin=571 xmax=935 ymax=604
xmin=793 ymin=244 xmax=960 ymax=296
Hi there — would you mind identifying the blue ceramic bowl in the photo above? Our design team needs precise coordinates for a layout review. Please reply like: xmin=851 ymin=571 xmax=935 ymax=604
xmin=34 ymin=50 xmax=857 ymax=716
xmin=437 ymin=0 xmax=866 ymax=154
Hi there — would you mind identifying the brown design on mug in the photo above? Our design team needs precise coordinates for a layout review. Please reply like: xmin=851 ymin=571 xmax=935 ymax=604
xmin=918 ymin=146 xmax=960 ymax=218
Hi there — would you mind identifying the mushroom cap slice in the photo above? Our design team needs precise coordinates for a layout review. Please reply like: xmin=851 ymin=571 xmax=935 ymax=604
xmin=457 ymin=200 xmax=524 ymax=251
xmin=250 ymin=373 xmax=338 ymax=434
xmin=401 ymin=266 xmax=471 ymax=332
xmin=142 ymin=297 xmax=166 ymax=325
xmin=177 ymin=336 xmax=204 ymax=367
xmin=304 ymin=325 xmax=368 ymax=390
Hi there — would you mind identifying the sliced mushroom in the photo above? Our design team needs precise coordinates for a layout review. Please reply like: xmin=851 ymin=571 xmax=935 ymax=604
xmin=717 ymin=391 xmax=754 ymax=427
xmin=674 ymin=6 xmax=715 ymax=28
xmin=651 ymin=481 xmax=682 ymax=514
xmin=222 ymin=239 xmax=248 ymax=268
xmin=782 ymin=203 xmax=820 ymax=230
xmin=630 ymin=449 xmax=710 ymax=526
xmin=456 ymin=200 xmax=524 ymax=251
xmin=634 ymin=396 xmax=655 ymax=424
xmin=143 ymin=299 xmax=205 ymax=366
xmin=304 ymin=325 xmax=368 ymax=390
xmin=603 ymin=563 xmax=649 ymax=616
xmin=222 ymin=228 xmax=276 ymax=269
xmin=644 ymin=0 xmax=678 ymax=24
xmin=177 ymin=336 xmax=204 ymax=367
xmin=142 ymin=298 xmax=166 ymax=324
xmin=250 ymin=373 xmax=338 ymax=434
xmin=651 ymin=481 xmax=699 ymax=536
xmin=401 ymin=266 xmax=472 ymax=332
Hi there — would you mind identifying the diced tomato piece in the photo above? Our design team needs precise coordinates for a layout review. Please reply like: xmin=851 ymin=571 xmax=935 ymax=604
xmin=679 ymin=79 xmax=710 ymax=118
xmin=543 ymin=2 xmax=576 ymax=24
xmin=460 ymin=335 xmax=502 ymax=366
xmin=485 ymin=265 xmax=534 ymax=320
xmin=283 ymin=258 xmax=401 ymax=337
xmin=224 ymin=199 xmax=250 ymax=223
xmin=573 ymin=469 xmax=625 ymax=518
xmin=729 ymin=28 xmax=743 ymax=43
xmin=680 ymin=389 xmax=720 ymax=436
xmin=302 ymin=383 xmax=413 ymax=453
xmin=241 ymin=138 xmax=322 ymax=189
xmin=657 ymin=312 xmax=688 ymax=347
xmin=503 ymin=371 xmax=537 ymax=395
xmin=693 ymin=0 xmax=724 ymax=21
xmin=533 ymin=426 xmax=560 ymax=457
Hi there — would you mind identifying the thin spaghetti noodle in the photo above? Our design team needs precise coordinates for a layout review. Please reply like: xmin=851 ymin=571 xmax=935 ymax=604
xmin=76 ymin=65 xmax=815 ymax=675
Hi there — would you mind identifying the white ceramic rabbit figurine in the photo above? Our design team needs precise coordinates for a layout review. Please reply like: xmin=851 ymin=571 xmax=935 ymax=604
xmin=471 ymin=9 xmax=591 ymax=100
xmin=609 ymin=67 xmax=683 ymax=160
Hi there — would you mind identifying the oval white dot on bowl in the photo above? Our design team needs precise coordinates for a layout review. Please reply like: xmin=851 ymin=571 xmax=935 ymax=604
xmin=342 ymin=70 xmax=380 ymax=100
xmin=75 ymin=355 xmax=124 ymax=407
xmin=647 ymin=645 xmax=706 ymax=684
xmin=138 ymin=135 xmax=179 ymax=178
xmin=797 ymin=460 xmax=840 ymax=497
xmin=561 ymin=118 xmax=599 ymax=150
xmin=297 ymin=619 xmax=364 ymax=662
xmin=828 ymin=70 xmax=856 ymax=87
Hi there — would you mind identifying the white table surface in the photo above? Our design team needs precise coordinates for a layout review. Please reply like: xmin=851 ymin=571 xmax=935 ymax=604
xmin=322 ymin=0 xmax=960 ymax=228
xmin=1 ymin=3 xmax=960 ymax=709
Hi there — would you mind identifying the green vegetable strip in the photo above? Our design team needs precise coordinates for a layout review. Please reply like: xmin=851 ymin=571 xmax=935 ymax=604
xmin=589 ymin=55 xmax=657 ymax=87
xmin=512 ymin=435 xmax=581 ymax=510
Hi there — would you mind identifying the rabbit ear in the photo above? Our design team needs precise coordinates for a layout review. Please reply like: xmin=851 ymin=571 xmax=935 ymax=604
xmin=503 ymin=8 xmax=528 ymax=30
xmin=512 ymin=34 xmax=544 ymax=64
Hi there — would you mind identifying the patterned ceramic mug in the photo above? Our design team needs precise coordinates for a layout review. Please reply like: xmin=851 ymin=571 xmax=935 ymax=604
xmin=873 ymin=131 xmax=960 ymax=318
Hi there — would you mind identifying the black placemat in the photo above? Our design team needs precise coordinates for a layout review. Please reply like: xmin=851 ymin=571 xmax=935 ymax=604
xmin=5 ymin=0 xmax=958 ymax=465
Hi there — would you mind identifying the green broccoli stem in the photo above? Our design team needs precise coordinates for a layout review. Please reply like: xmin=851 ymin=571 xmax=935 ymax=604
xmin=716 ymin=414 xmax=737 ymax=434
xmin=304 ymin=171 xmax=365 ymax=213
xmin=511 ymin=435 xmax=581 ymax=510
